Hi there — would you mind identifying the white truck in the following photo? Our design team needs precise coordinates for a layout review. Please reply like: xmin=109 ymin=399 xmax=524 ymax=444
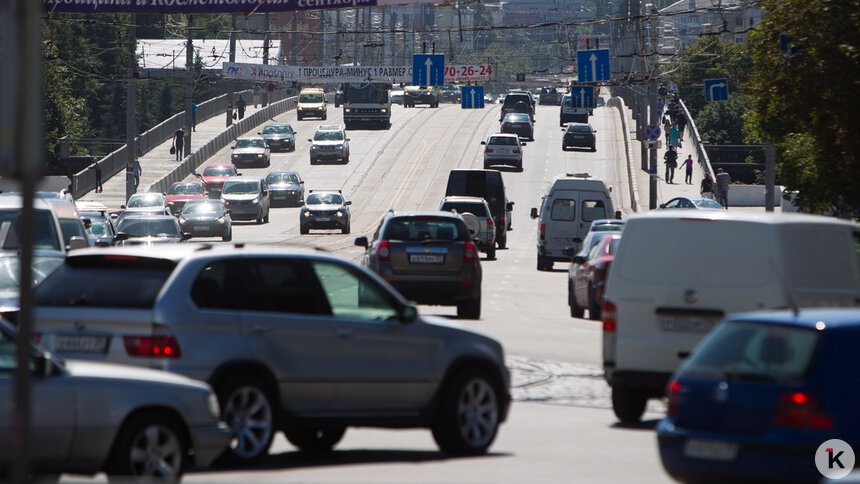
xmin=342 ymin=82 xmax=391 ymax=130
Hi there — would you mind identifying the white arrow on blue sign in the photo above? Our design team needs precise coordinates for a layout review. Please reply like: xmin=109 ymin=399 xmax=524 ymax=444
xmin=704 ymin=78 xmax=729 ymax=102
xmin=569 ymin=85 xmax=594 ymax=108
xmin=412 ymin=54 xmax=445 ymax=87
xmin=461 ymin=86 xmax=484 ymax=109
xmin=576 ymin=49 xmax=610 ymax=83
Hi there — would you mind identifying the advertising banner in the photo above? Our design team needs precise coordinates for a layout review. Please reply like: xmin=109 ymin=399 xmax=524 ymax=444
xmin=222 ymin=62 xmax=413 ymax=84
xmin=444 ymin=64 xmax=493 ymax=83
xmin=44 ymin=0 xmax=436 ymax=14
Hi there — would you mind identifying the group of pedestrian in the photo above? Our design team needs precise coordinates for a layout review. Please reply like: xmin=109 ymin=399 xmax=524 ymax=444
xmin=662 ymin=96 xmax=687 ymax=150
xmin=662 ymin=147 xmax=694 ymax=185
xmin=699 ymin=169 xmax=731 ymax=207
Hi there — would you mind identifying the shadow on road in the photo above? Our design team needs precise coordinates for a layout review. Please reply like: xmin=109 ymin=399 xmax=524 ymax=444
xmin=610 ymin=418 xmax=661 ymax=431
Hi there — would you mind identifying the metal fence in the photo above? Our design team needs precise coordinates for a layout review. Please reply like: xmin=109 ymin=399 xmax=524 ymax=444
xmin=678 ymin=98 xmax=716 ymax=181
xmin=608 ymin=96 xmax=640 ymax=212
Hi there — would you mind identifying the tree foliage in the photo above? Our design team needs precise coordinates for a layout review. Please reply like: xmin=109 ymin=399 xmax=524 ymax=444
xmin=746 ymin=0 xmax=860 ymax=213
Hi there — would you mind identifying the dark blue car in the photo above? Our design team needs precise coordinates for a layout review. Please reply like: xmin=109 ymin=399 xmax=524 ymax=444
xmin=657 ymin=309 xmax=860 ymax=483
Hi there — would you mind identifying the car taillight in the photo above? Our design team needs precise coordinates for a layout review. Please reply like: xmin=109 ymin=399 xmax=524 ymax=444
xmin=540 ymin=223 xmax=545 ymax=241
xmin=503 ymin=123 xmax=511 ymax=128
xmin=602 ymin=300 xmax=617 ymax=331
xmin=487 ymin=218 xmax=493 ymax=227
xmin=463 ymin=242 xmax=478 ymax=263
xmin=124 ymin=328 xmax=181 ymax=358
xmin=377 ymin=240 xmax=391 ymax=262
xmin=667 ymin=380 xmax=682 ymax=416
xmin=513 ymin=149 xmax=520 ymax=154
xmin=485 ymin=148 xmax=494 ymax=153
xmin=32 ymin=332 xmax=41 ymax=344
xmin=774 ymin=392 xmax=834 ymax=429
xmin=589 ymin=135 xmax=595 ymax=141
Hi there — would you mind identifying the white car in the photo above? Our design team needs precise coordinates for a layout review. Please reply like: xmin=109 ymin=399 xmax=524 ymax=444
xmin=439 ymin=196 xmax=497 ymax=259
xmin=390 ymin=89 xmax=405 ymax=104
xmin=481 ymin=133 xmax=523 ymax=171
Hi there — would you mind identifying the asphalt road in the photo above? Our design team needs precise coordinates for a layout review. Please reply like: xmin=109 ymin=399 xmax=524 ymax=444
xmin=61 ymin=101 xmax=674 ymax=483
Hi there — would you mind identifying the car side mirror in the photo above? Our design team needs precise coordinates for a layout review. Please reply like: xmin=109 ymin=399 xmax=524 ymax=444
xmin=346 ymin=138 xmax=351 ymax=142
xmin=506 ymin=202 xmax=515 ymax=211
xmin=81 ymin=218 xmax=92 ymax=229
xmin=344 ymin=200 xmax=352 ymax=206
xmin=120 ymin=205 xmax=126 ymax=209
xmin=193 ymin=172 xmax=201 ymax=177
xmin=225 ymin=209 xmax=232 ymax=215
xmin=400 ymin=303 xmax=418 ymax=323
xmin=355 ymin=236 xmax=369 ymax=248
xmin=300 ymin=180 xmax=305 ymax=184
xmin=572 ymin=255 xmax=586 ymax=263
xmin=231 ymin=145 xmax=236 ymax=149
xmin=308 ymin=139 xmax=313 ymax=142
xmin=257 ymin=132 xmax=262 ymax=135
xmin=572 ymin=237 xmax=583 ymax=244
xmin=615 ymin=210 xmax=622 ymax=220
xmin=114 ymin=232 xmax=129 ymax=242
xmin=659 ymin=203 xmax=666 ymax=209
xmin=32 ymin=353 xmax=56 ymax=377
xmin=297 ymin=200 xmax=304 ymax=205
xmin=530 ymin=207 xmax=538 ymax=219
xmin=237 ymin=172 xmax=242 ymax=176
xmin=181 ymin=233 xmax=192 ymax=241
xmin=561 ymin=128 xmax=566 ymax=131
xmin=593 ymin=130 xmax=597 ymax=133
xmin=67 ymin=236 xmax=88 ymax=251
xmin=94 ymin=240 xmax=111 ymax=248
xmin=480 ymin=141 xmax=486 ymax=145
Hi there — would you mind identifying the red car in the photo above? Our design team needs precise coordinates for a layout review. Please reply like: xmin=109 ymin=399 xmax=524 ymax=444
xmin=165 ymin=181 xmax=206 ymax=215
xmin=199 ymin=164 xmax=239 ymax=196
xmin=571 ymin=234 xmax=621 ymax=320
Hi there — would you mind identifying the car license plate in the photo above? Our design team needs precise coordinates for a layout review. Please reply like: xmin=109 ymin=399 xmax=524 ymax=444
xmin=512 ymin=123 xmax=523 ymax=128
xmin=194 ymin=225 xmax=208 ymax=231
xmin=316 ymin=217 xmax=330 ymax=222
xmin=55 ymin=334 xmax=109 ymax=353
xmin=683 ymin=438 xmax=739 ymax=462
xmin=409 ymin=254 xmax=444 ymax=264
xmin=273 ymin=194 xmax=285 ymax=199
xmin=660 ymin=315 xmax=719 ymax=332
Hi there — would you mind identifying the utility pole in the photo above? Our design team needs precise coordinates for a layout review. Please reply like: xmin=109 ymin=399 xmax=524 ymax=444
xmin=126 ymin=14 xmax=137 ymax=201
xmin=227 ymin=13 xmax=236 ymax=127
xmin=291 ymin=13 xmax=298 ymax=66
xmin=765 ymin=142 xmax=775 ymax=211
xmin=648 ymin=4 xmax=660 ymax=210
xmin=263 ymin=12 xmax=270 ymax=107
xmin=335 ymin=9 xmax=341 ymax=64
xmin=183 ymin=15 xmax=193 ymax=159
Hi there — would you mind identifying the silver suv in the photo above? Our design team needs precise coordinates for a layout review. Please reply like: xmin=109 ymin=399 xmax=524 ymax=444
xmin=439 ymin=196 xmax=496 ymax=259
xmin=33 ymin=245 xmax=510 ymax=463
xmin=309 ymin=125 xmax=350 ymax=164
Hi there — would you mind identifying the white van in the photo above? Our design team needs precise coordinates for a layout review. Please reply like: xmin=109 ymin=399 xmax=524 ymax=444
xmin=602 ymin=211 xmax=860 ymax=422
xmin=559 ymin=94 xmax=589 ymax=125
xmin=530 ymin=173 xmax=618 ymax=271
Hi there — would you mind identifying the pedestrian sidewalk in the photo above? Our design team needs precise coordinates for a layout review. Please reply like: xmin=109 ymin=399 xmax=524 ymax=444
xmin=79 ymin=104 xmax=269 ymax=209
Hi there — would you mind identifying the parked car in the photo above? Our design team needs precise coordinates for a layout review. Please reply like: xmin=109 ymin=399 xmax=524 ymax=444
xmin=445 ymin=169 xmax=513 ymax=248
xmin=562 ymin=123 xmax=597 ymax=152
xmin=33 ymin=245 xmax=510 ymax=463
xmin=309 ymin=125 xmax=350 ymax=164
xmin=259 ymin=123 xmax=296 ymax=152
xmin=658 ymin=309 xmax=860 ymax=483
xmin=570 ymin=234 xmax=621 ymax=320
xmin=482 ymin=133 xmax=524 ymax=171
xmin=659 ymin=196 xmax=726 ymax=210
xmin=356 ymin=211 xmax=483 ymax=318
xmin=178 ymin=199 xmax=232 ymax=241
xmin=200 ymin=163 xmax=240 ymax=197
xmin=231 ymin=137 xmax=271 ymax=168
xmin=0 ymin=319 xmax=229 ymax=480
xmin=266 ymin=170 xmax=305 ymax=207
xmin=501 ymin=113 xmax=534 ymax=141
xmin=166 ymin=181 xmax=206 ymax=215
xmin=439 ymin=196 xmax=497 ymax=259
xmin=220 ymin=176 xmax=270 ymax=224
xmin=115 ymin=214 xmax=187 ymax=246
xmin=300 ymin=190 xmax=351 ymax=234
xmin=602 ymin=211 xmax=860 ymax=424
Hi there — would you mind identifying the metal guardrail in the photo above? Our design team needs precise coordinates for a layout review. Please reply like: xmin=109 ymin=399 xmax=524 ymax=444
xmin=147 ymin=96 xmax=298 ymax=194
xmin=678 ymin=98 xmax=715 ymax=182
xmin=608 ymin=96 xmax=640 ymax=213
xmin=70 ymin=88 xmax=287 ymax=198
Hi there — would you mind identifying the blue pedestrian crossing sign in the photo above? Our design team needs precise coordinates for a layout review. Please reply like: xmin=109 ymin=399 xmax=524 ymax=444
xmin=412 ymin=54 xmax=445 ymax=87
xmin=569 ymin=85 xmax=594 ymax=108
xmin=704 ymin=78 xmax=729 ymax=102
xmin=461 ymin=86 xmax=484 ymax=109
xmin=577 ymin=49 xmax=610 ymax=83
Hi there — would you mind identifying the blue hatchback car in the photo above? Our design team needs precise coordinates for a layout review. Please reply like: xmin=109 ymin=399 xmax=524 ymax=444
xmin=657 ymin=309 xmax=860 ymax=483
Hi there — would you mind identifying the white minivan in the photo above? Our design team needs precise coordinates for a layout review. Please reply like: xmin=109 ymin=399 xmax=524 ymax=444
xmin=530 ymin=173 xmax=618 ymax=271
xmin=602 ymin=211 xmax=860 ymax=422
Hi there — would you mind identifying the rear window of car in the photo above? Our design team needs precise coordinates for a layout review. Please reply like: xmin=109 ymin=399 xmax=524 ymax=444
xmin=488 ymin=136 xmax=518 ymax=146
xmin=679 ymin=321 xmax=820 ymax=383
xmin=34 ymin=256 xmax=177 ymax=308
xmin=383 ymin=217 xmax=468 ymax=241
xmin=567 ymin=125 xmax=592 ymax=133
xmin=502 ymin=95 xmax=530 ymax=108
xmin=440 ymin=202 xmax=489 ymax=217
xmin=551 ymin=199 xmax=575 ymax=221
xmin=504 ymin=114 xmax=530 ymax=123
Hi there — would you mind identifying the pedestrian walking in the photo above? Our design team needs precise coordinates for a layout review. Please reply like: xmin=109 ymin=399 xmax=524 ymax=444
xmin=236 ymin=95 xmax=247 ymax=120
xmin=715 ymin=168 xmax=731 ymax=207
xmin=253 ymin=85 xmax=261 ymax=108
xmin=663 ymin=116 xmax=672 ymax=144
xmin=191 ymin=103 xmax=198 ymax=131
xmin=663 ymin=147 xmax=678 ymax=184
xmin=670 ymin=125 xmax=681 ymax=149
xmin=133 ymin=158 xmax=142 ymax=188
xmin=173 ymin=128 xmax=184 ymax=161
xmin=89 ymin=162 xmax=103 ymax=193
xmin=681 ymin=154 xmax=694 ymax=184
xmin=676 ymin=111 xmax=687 ymax=141
xmin=701 ymin=172 xmax=715 ymax=199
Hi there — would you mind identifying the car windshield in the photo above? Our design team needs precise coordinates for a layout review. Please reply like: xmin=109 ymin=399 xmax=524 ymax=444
xmin=306 ymin=193 xmax=343 ymax=205
xmin=127 ymin=195 xmax=162 ymax=208
xmin=0 ymin=255 xmax=64 ymax=291
xmin=0 ymin=210 xmax=62 ymax=251
xmin=591 ymin=223 xmax=624 ymax=232
xmin=262 ymin=125 xmax=293 ymax=135
xmin=679 ymin=321 xmax=820 ymax=383
xmin=384 ymin=217 xmax=467 ymax=241
xmin=267 ymin=173 xmax=300 ymax=184
xmin=488 ymin=136 xmax=518 ymax=146
xmin=235 ymin=139 xmax=266 ymax=149
xmin=314 ymin=131 xmax=344 ymax=141
xmin=344 ymin=83 xmax=388 ymax=103
xmin=222 ymin=181 xmax=260 ymax=195
xmin=695 ymin=199 xmax=726 ymax=209
xmin=182 ymin=202 xmax=225 ymax=215
xmin=300 ymin=93 xmax=323 ymax=103
xmin=505 ymin=114 xmax=530 ymax=122
xmin=117 ymin=218 xmax=180 ymax=238
xmin=203 ymin=166 xmax=234 ymax=176
xmin=85 ymin=218 xmax=111 ymax=238
xmin=167 ymin=183 xmax=203 ymax=195
xmin=441 ymin=202 xmax=489 ymax=217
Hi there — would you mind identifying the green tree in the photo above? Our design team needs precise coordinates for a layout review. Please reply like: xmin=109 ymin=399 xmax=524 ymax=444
xmin=746 ymin=0 xmax=860 ymax=213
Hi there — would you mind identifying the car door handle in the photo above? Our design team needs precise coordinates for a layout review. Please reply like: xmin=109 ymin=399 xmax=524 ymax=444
xmin=251 ymin=323 xmax=271 ymax=333
xmin=336 ymin=328 xmax=354 ymax=338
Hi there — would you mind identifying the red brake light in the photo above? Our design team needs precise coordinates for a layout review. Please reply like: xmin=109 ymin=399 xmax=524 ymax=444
xmin=602 ymin=300 xmax=617 ymax=331
xmin=513 ymin=149 xmax=520 ymax=154
xmin=377 ymin=240 xmax=391 ymax=262
xmin=463 ymin=242 xmax=478 ymax=263
xmin=485 ymin=148 xmax=494 ymax=153
xmin=503 ymin=123 xmax=511 ymax=128
xmin=123 ymin=335 xmax=181 ymax=358
xmin=774 ymin=392 xmax=834 ymax=429
xmin=32 ymin=332 xmax=41 ymax=344
xmin=667 ymin=379 xmax=681 ymax=416
xmin=540 ymin=223 xmax=546 ymax=241
xmin=486 ymin=218 xmax=493 ymax=227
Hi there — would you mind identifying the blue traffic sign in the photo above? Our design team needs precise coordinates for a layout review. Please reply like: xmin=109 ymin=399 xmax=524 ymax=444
xmin=577 ymin=49 xmax=610 ymax=83
xmin=412 ymin=54 xmax=445 ymax=87
xmin=461 ymin=86 xmax=485 ymax=109
xmin=644 ymin=124 xmax=661 ymax=140
xmin=704 ymin=78 xmax=729 ymax=102
xmin=568 ymin=85 xmax=594 ymax=108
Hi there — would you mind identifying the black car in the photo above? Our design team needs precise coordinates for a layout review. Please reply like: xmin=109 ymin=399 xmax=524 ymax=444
xmin=178 ymin=199 xmax=232 ymax=241
xmin=299 ymin=190 xmax=352 ymax=234
xmin=440 ymin=87 xmax=461 ymax=103
xmin=499 ymin=93 xmax=534 ymax=122
xmin=266 ymin=170 xmax=305 ymax=207
xmin=334 ymin=89 xmax=344 ymax=107
xmin=501 ymin=113 xmax=534 ymax=141
xmin=562 ymin=123 xmax=597 ymax=152
xmin=259 ymin=123 xmax=296 ymax=152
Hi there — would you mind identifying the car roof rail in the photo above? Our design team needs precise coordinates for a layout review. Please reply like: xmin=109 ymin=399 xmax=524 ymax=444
xmin=194 ymin=244 xmax=214 ymax=251
xmin=566 ymin=172 xmax=592 ymax=178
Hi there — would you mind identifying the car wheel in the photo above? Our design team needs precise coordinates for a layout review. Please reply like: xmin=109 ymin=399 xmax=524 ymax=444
xmin=223 ymin=228 xmax=232 ymax=242
xmin=537 ymin=255 xmax=551 ymax=271
xmin=300 ymin=224 xmax=309 ymax=235
xmin=457 ymin=294 xmax=481 ymax=319
xmin=612 ymin=385 xmax=647 ymax=423
xmin=106 ymin=412 xmax=188 ymax=481
xmin=310 ymin=158 xmax=316 ymax=165
xmin=487 ymin=245 xmax=496 ymax=260
xmin=263 ymin=209 xmax=269 ymax=224
xmin=432 ymin=368 xmax=500 ymax=455
xmin=517 ymin=162 xmax=523 ymax=172
xmin=570 ymin=283 xmax=585 ymax=318
xmin=588 ymin=288 xmax=602 ymax=320
xmin=216 ymin=376 xmax=275 ymax=463
xmin=322 ymin=112 xmax=327 ymax=120
xmin=256 ymin=211 xmax=263 ymax=224
xmin=284 ymin=427 xmax=346 ymax=453
xmin=497 ymin=235 xmax=506 ymax=250
xmin=297 ymin=114 xmax=303 ymax=121
xmin=591 ymin=146 xmax=597 ymax=152
xmin=341 ymin=222 xmax=350 ymax=235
